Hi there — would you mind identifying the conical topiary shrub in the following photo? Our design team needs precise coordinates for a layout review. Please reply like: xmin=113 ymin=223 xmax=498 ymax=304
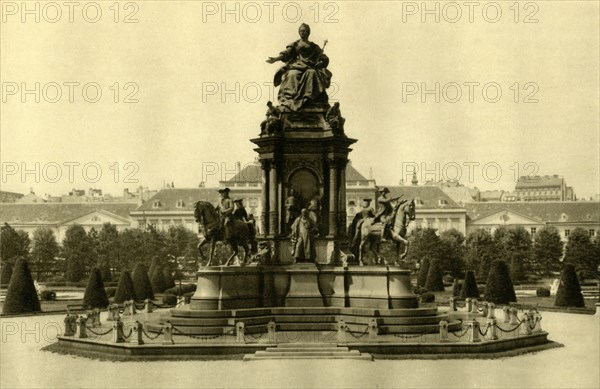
xmin=425 ymin=259 xmax=445 ymax=292
xmin=163 ymin=267 xmax=176 ymax=290
xmin=114 ymin=271 xmax=137 ymax=303
xmin=484 ymin=260 xmax=517 ymax=304
xmin=417 ymin=257 xmax=431 ymax=287
xmin=3 ymin=257 xmax=41 ymax=314
xmin=460 ymin=270 xmax=480 ymax=299
xmin=555 ymin=263 xmax=585 ymax=308
xmin=1 ymin=260 xmax=14 ymax=285
xmin=150 ymin=266 xmax=167 ymax=293
xmin=132 ymin=263 xmax=154 ymax=301
xmin=83 ymin=267 xmax=109 ymax=309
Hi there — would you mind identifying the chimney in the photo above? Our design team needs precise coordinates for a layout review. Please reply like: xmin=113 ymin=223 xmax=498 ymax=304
xmin=411 ymin=172 xmax=419 ymax=186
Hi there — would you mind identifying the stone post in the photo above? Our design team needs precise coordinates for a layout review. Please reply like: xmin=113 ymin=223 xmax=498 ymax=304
xmin=465 ymin=298 xmax=472 ymax=312
xmin=163 ymin=322 xmax=174 ymax=345
xmin=486 ymin=318 xmax=498 ymax=340
xmin=112 ymin=319 xmax=125 ymax=343
xmin=533 ymin=312 xmax=543 ymax=332
xmin=106 ymin=305 xmax=115 ymax=321
xmin=509 ymin=308 xmax=520 ymax=325
xmin=520 ymin=312 xmax=532 ymax=336
xmin=267 ymin=321 xmax=276 ymax=344
xmin=236 ymin=322 xmax=245 ymax=343
xmin=144 ymin=299 xmax=153 ymax=313
xmin=368 ymin=319 xmax=378 ymax=341
xmin=132 ymin=321 xmax=144 ymax=345
xmin=471 ymin=299 xmax=479 ymax=314
xmin=122 ymin=301 xmax=131 ymax=316
xmin=93 ymin=309 xmax=101 ymax=327
xmin=480 ymin=303 xmax=488 ymax=317
xmin=448 ymin=297 xmax=456 ymax=311
xmin=86 ymin=311 xmax=95 ymax=326
xmin=486 ymin=303 xmax=496 ymax=319
xmin=467 ymin=320 xmax=481 ymax=343
xmin=502 ymin=306 xmax=511 ymax=323
xmin=63 ymin=314 xmax=76 ymax=336
xmin=439 ymin=320 xmax=449 ymax=342
xmin=337 ymin=319 xmax=347 ymax=343
xmin=76 ymin=316 xmax=88 ymax=339
xmin=129 ymin=300 xmax=137 ymax=315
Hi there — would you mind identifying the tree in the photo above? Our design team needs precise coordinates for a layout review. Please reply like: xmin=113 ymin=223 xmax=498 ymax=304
xmin=2 ymin=257 xmax=41 ymax=314
xmin=62 ymin=225 xmax=92 ymax=282
xmin=132 ymin=263 xmax=154 ymax=301
xmin=114 ymin=271 xmax=137 ymax=303
xmin=31 ymin=228 xmax=59 ymax=281
xmin=425 ymin=258 xmax=445 ymax=292
xmin=564 ymin=228 xmax=598 ymax=280
xmin=465 ymin=229 xmax=496 ymax=280
xmin=1 ymin=260 xmax=14 ymax=284
xmin=532 ymin=226 xmax=563 ymax=275
xmin=150 ymin=265 xmax=168 ymax=293
xmin=460 ymin=270 xmax=480 ymax=298
xmin=83 ymin=267 xmax=109 ymax=308
xmin=405 ymin=228 xmax=443 ymax=264
xmin=439 ymin=229 xmax=465 ymax=278
xmin=97 ymin=223 xmax=120 ymax=279
xmin=504 ymin=227 xmax=532 ymax=281
xmin=484 ymin=260 xmax=517 ymax=304
xmin=148 ymin=256 xmax=162 ymax=279
xmin=164 ymin=225 xmax=192 ymax=260
xmin=86 ymin=228 xmax=100 ymax=271
xmin=0 ymin=223 xmax=30 ymax=263
xmin=417 ymin=256 xmax=431 ymax=288
xmin=554 ymin=263 xmax=585 ymax=307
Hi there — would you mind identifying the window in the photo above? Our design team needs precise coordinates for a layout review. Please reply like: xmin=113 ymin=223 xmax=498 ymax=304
xmin=438 ymin=199 xmax=448 ymax=206
xmin=530 ymin=227 xmax=536 ymax=235
xmin=589 ymin=229 xmax=596 ymax=237
xmin=564 ymin=229 xmax=570 ymax=237
xmin=176 ymin=200 xmax=185 ymax=208
xmin=249 ymin=198 xmax=258 ymax=207
xmin=153 ymin=200 xmax=161 ymax=208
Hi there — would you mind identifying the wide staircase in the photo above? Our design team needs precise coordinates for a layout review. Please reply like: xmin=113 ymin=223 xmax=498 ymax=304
xmin=243 ymin=343 xmax=373 ymax=361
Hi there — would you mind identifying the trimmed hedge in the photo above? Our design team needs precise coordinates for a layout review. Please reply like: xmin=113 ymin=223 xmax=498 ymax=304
xmin=452 ymin=281 xmax=462 ymax=297
xmin=420 ymin=292 xmax=435 ymax=303
xmin=3 ymin=257 xmax=41 ymax=314
xmin=417 ymin=257 xmax=431 ymax=287
xmin=460 ymin=270 xmax=480 ymax=299
xmin=425 ymin=259 xmax=445 ymax=292
xmin=150 ymin=266 xmax=168 ymax=294
xmin=83 ymin=267 xmax=109 ymax=309
xmin=163 ymin=267 xmax=176 ymax=290
xmin=162 ymin=294 xmax=177 ymax=306
xmin=40 ymin=290 xmax=57 ymax=301
xmin=555 ymin=263 xmax=585 ymax=308
xmin=132 ymin=263 xmax=154 ymax=301
xmin=536 ymin=287 xmax=551 ymax=297
xmin=114 ymin=271 xmax=137 ymax=303
xmin=164 ymin=284 xmax=197 ymax=296
xmin=484 ymin=260 xmax=517 ymax=305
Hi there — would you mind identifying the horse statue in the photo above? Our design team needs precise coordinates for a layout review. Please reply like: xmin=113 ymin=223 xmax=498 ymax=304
xmin=356 ymin=199 xmax=416 ymax=266
xmin=194 ymin=201 xmax=253 ymax=266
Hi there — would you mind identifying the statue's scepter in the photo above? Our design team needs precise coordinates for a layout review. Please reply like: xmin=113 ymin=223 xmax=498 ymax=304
xmin=316 ymin=39 xmax=328 ymax=66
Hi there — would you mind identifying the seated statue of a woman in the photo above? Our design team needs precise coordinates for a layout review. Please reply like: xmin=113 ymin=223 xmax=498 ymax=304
xmin=266 ymin=23 xmax=332 ymax=112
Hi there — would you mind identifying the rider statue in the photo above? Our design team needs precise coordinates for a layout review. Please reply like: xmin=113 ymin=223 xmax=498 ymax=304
xmin=233 ymin=198 xmax=257 ymax=253
xmin=351 ymin=198 xmax=375 ymax=247
xmin=216 ymin=188 xmax=234 ymax=239
xmin=373 ymin=187 xmax=403 ymax=240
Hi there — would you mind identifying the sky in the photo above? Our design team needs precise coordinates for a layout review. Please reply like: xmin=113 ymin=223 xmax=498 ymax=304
xmin=1 ymin=1 xmax=599 ymax=199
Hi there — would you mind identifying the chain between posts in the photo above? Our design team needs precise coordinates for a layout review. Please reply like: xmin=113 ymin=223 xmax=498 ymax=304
xmin=142 ymin=328 xmax=164 ymax=340
xmin=477 ymin=323 xmax=491 ymax=337
xmin=494 ymin=321 xmax=523 ymax=333
xmin=84 ymin=326 xmax=114 ymax=336
xmin=171 ymin=326 xmax=234 ymax=340
xmin=345 ymin=324 xmax=370 ymax=340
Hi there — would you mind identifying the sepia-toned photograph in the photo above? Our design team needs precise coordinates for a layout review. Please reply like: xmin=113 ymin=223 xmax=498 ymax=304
xmin=0 ymin=1 xmax=598 ymax=388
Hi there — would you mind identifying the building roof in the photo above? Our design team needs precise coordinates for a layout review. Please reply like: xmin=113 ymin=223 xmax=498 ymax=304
xmin=386 ymin=186 xmax=463 ymax=209
xmin=0 ymin=203 xmax=137 ymax=224
xmin=515 ymin=175 xmax=564 ymax=189
xmin=223 ymin=162 xmax=371 ymax=184
xmin=133 ymin=188 xmax=220 ymax=212
xmin=464 ymin=202 xmax=600 ymax=222
xmin=480 ymin=190 xmax=504 ymax=201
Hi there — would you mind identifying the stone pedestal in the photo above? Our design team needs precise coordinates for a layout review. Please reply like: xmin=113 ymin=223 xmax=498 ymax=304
xmin=388 ymin=268 xmax=419 ymax=309
xmin=191 ymin=267 xmax=262 ymax=310
xmin=318 ymin=266 xmax=346 ymax=307
xmin=285 ymin=263 xmax=324 ymax=307
xmin=346 ymin=267 xmax=390 ymax=309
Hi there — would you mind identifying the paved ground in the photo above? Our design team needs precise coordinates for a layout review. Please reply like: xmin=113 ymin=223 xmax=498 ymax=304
xmin=0 ymin=310 xmax=598 ymax=388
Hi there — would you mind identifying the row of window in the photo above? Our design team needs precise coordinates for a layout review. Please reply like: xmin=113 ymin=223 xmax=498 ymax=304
xmin=153 ymin=198 xmax=260 ymax=209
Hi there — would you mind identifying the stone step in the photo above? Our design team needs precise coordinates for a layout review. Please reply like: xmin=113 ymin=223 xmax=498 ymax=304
xmin=255 ymin=350 xmax=361 ymax=357
xmin=264 ymin=346 xmax=350 ymax=353
xmin=243 ymin=354 xmax=373 ymax=361
xmin=277 ymin=343 xmax=344 ymax=348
